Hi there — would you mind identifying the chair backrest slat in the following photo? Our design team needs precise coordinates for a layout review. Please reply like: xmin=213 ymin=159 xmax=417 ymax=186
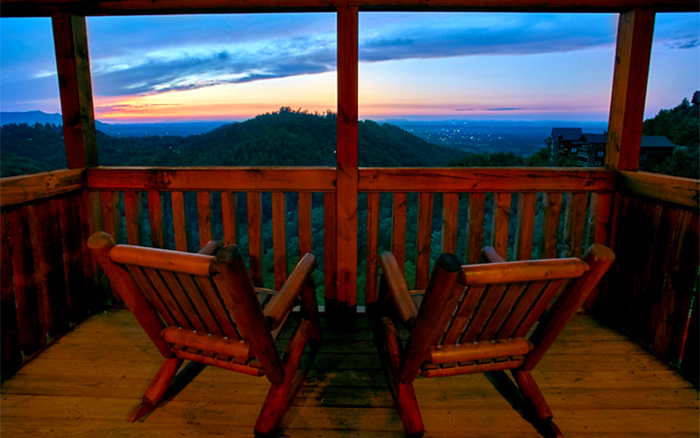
xmin=479 ymin=281 xmax=529 ymax=340
xmin=494 ymin=280 xmax=548 ymax=339
xmin=440 ymin=284 xmax=486 ymax=345
xmin=512 ymin=279 xmax=565 ymax=338
xmin=142 ymin=267 xmax=195 ymax=330
xmin=193 ymin=276 xmax=241 ymax=340
xmin=126 ymin=265 xmax=178 ymax=327
xmin=176 ymin=273 xmax=223 ymax=336
xmin=158 ymin=270 xmax=208 ymax=333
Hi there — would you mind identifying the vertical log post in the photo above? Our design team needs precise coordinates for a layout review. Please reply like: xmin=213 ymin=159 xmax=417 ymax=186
xmin=605 ymin=9 xmax=655 ymax=171
xmin=52 ymin=13 xmax=98 ymax=169
xmin=334 ymin=6 xmax=359 ymax=316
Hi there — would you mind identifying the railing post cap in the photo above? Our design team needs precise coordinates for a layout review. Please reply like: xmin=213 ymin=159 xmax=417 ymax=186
xmin=87 ymin=231 xmax=116 ymax=250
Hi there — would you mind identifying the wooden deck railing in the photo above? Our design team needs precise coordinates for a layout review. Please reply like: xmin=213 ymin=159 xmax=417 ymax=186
xmin=1 ymin=169 xmax=100 ymax=378
xmin=595 ymin=171 xmax=699 ymax=386
xmin=2 ymin=166 xmax=697 ymax=386
xmin=359 ymin=168 xmax=616 ymax=304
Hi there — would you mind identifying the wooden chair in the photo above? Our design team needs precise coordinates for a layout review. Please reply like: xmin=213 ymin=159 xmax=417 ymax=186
xmin=376 ymin=244 xmax=615 ymax=438
xmin=88 ymin=231 xmax=321 ymax=437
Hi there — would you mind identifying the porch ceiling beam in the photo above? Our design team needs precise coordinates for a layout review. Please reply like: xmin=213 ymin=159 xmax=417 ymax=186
xmin=1 ymin=0 xmax=697 ymax=17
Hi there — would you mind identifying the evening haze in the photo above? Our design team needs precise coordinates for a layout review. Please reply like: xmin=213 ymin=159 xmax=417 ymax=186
xmin=1 ymin=12 xmax=698 ymax=123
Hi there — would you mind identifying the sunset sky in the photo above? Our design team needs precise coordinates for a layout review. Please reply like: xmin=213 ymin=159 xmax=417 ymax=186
xmin=1 ymin=12 xmax=698 ymax=123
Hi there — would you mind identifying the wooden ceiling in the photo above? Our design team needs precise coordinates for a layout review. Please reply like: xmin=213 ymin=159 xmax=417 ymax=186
xmin=1 ymin=0 xmax=698 ymax=17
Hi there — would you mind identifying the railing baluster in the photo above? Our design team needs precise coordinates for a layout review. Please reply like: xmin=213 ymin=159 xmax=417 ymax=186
xmin=564 ymin=193 xmax=588 ymax=258
xmin=466 ymin=193 xmax=485 ymax=265
xmin=99 ymin=191 xmax=121 ymax=243
xmin=197 ymin=191 xmax=212 ymax=249
xmin=272 ymin=192 xmax=287 ymax=290
xmin=123 ymin=191 xmax=141 ymax=245
xmin=324 ymin=192 xmax=337 ymax=302
xmin=541 ymin=193 xmax=562 ymax=259
xmin=221 ymin=191 xmax=238 ymax=247
xmin=515 ymin=193 xmax=537 ymax=260
xmin=491 ymin=192 xmax=512 ymax=261
xmin=365 ymin=193 xmax=381 ymax=304
xmin=247 ymin=192 xmax=263 ymax=287
xmin=147 ymin=192 xmax=164 ymax=248
xmin=298 ymin=192 xmax=312 ymax=257
xmin=392 ymin=193 xmax=407 ymax=276
xmin=171 ymin=191 xmax=187 ymax=252
xmin=442 ymin=193 xmax=459 ymax=256
xmin=415 ymin=192 xmax=433 ymax=289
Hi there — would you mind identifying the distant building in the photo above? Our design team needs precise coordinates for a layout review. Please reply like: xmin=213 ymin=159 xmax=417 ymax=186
xmin=639 ymin=135 xmax=677 ymax=169
xmin=577 ymin=133 xmax=607 ymax=167
xmin=572 ymin=133 xmax=677 ymax=168
xmin=550 ymin=128 xmax=583 ymax=156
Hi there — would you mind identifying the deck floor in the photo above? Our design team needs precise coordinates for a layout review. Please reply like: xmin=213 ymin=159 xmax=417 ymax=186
xmin=2 ymin=309 xmax=698 ymax=438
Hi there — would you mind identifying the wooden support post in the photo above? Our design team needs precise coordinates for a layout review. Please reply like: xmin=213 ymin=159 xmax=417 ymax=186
xmin=605 ymin=9 xmax=655 ymax=171
xmin=335 ymin=5 xmax=359 ymax=312
xmin=52 ymin=13 xmax=98 ymax=169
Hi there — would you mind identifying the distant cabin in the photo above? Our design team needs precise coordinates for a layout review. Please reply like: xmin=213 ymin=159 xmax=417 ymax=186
xmin=550 ymin=128 xmax=583 ymax=157
xmin=639 ymin=135 xmax=677 ymax=168
xmin=577 ymin=133 xmax=608 ymax=167
xmin=550 ymin=127 xmax=677 ymax=168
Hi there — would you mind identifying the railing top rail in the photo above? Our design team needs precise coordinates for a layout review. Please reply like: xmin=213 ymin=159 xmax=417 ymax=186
xmin=0 ymin=168 xmax=86 ymax=208
xmin=1 ymin=0 xmax=697 ymax=17
xmin=359 ymin=167 xmax=617 ymax=193
xmin=86 ymin=166 xmax=337 ymax=192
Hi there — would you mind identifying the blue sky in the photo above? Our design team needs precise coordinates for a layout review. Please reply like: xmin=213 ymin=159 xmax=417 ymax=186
xmin=0 ymin=12 xmax=697 ymax=122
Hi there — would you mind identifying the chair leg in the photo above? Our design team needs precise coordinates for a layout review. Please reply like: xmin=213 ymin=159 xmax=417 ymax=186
xmin=254 ymin=319 xmax=320 ymax=437
xmin=377 ymin=317 xmax=425 ymax=438
xmin=128 ymin=357 xmax=184 ymax=422
xmin=512 ymin=369 xmax=563 ymax=438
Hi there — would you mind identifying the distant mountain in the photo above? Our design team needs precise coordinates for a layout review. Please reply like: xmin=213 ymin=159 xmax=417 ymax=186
xmin=1 ymin=111 xmax=64 ymax=125
xmin=1 ymin=110 xmax=113 ymax=132
xmin=1 ymin=108 xmax=466 ymax=177
xmin=0 ymin=111 xmax=226 ymax=137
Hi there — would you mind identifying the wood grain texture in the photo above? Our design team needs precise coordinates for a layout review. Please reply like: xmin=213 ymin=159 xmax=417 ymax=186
xmin=360 ymin=168 xmax=616 ymax=193
xmin=87 ymin=167 xmax=336 ymax=192
xmin=246 ymin=192 xmax=263 ymax=287
xmin=323 ymin=192 xmax=337 ymax=302
xmin=272 ymin=192 xmax=288 ymax=290
xmin=491 ymin=193 xmax=511 ymax=261
xmin=0 ymin=169 xmax=85 ymax=208
xmin=365 ymin=193 xmax=381 ymax=304
xmin=170 ymin=192 xmax=187 ymax=252
xmin=335 ymin=5 xmax=359 ymax=308
xmin=605 ymin=9 xmax=655 ymax=171
xmin=221 ymin=191 xmax=238 ymax=247
xmin=415 ymin=193 xmax=433 ymax=290
xmin=147 ymin=192 xmax=164 ymax=248
xmin=196 ymin=192 xmax=212 ymax=250
xmin=391 ymin=193 xmax=407 ymax=276
xmin=441 ymin=193 xmax=459 ymax=255
xmin=515 ymin=193 xmax=537 ymax=260
xmin=620 ymin=171 xmax=699 ymax=209
xmin=51 ymin=13 xmax=97 ymax=169
xmin=298 ymin=192 xmax=313 ymax=257
xmin=466 ymin=193 xmax=485 ymax=264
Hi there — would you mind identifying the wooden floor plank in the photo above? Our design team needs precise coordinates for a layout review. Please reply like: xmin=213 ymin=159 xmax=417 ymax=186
xmin=2 ymin=309 xmax=698 ymax=438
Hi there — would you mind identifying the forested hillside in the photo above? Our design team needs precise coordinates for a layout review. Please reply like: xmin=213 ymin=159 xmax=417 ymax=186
xmin=642 ymin=96 xmax=699 ymax=179
xmin=1 ymin=108 xmax=464 ymax=177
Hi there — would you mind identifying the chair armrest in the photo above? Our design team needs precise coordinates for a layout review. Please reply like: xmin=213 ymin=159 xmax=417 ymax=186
xmin=379 ymin=252 xmax=418 ymax=325
xmin=481 ymin=246 xmax=505 ymax=263
xmin=264 ymin=253 xmax=316 ymax=330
